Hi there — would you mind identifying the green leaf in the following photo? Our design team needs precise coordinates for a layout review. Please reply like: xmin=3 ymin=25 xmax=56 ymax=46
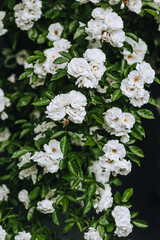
xmin=32 ymin=97 xmax=50 ymax=106
xmin=51 ymin=69 xmax=67 ymax=81
xmin=20 ymin=128 xmax=31 ymax=139
xmin=85 ymin=136 xmax=96 ymax=146
xmin=68 ymin=160 xmax=78 ymax=176
xmin=29 ymin=187 xmax=41 ymax=201
xmin=60 ymin=136 xmax=69 ymax=155
xmin=11 ymin=147 xmax=34 ymax=158
xmin=37 ymin=33 xmax=46 ymax=44
xmin=77 ymin=221 xmax=83 ymax=232
xmin=68 ymin=131 xmax=80 ymax=140
xmin=127 ymin=152 xmax=141 ymax=166
xmin=149 ymin=97 xmax=158 ymax=106
xmin=53 ymin=57 xmax=68 ymax=64
xmin=143 ymin=2 xmax=160 ymax=11
xmin=52 ymin=209 xmax=61 ymax=225
xmin=59 ymin=51 xmax=72 ymax=60
xmin=144 ymin=8 xmax=158 ymax=17
xmin=154 ymin=77 xmax=160 ymax=84
xmin=106 ymin=223 xmax=115 ymax=233
xmin=36 ymin=234 xmax=46 ymax=240
xmin=88 ymin=184 xmax=96 ymax=198
xmin=27 ymin=207 xmax=35 ymax=221
xmin=83 ymin=199 xmax=92 ymax=215
xmin=7 ymin=0 xmax=16 ymax=10
xmin=135 ymin=125 xmax=145 ymax=137
xmin=69 ymin=20 xmax=79 ymax=33
xmin=59 ymin=157 xmax=68 ymax=170
xmin=17 ymin=96 xmax=32 ymax=107
xmin=137 ymin=109 xmax=154 ymax=119
xmin=129 ymin=146 xmax=144 ymax=158
xmin=123 ymin=41 xmax=133 ymax=53
xmin=132 ymin=219 xmax=148 ymax=228
xmin=73 ymin=27 xmax=85 ymax=40
xmin=121 ymin=188 xmax=133 ymax=202
xmin=62 ymin=197 xmax=69 ymax=212
xmin=114 ymin=191 xmax=121 ymax=204
xmin=63 ymin=223 xmax=75 ymax=233
xmin=112 ymin=89 xmax=122 ymax=101
xmin=131 ymin=130 xmax=142 ymax=140
xmin=28 ymin=27 xmax=38 ymax=41
xmin=19 ymin=70 xmax=32 ymax=80
xmin=98 ymin=225 xmax=105 ymax=238
xmin=99 ymin=216 xmax=109 ymax=226
xmin=27 ymin=55 xmax=39 ymax=64
xmin=125 ymin=32 xmax=139 ymax=42
xmin=131 ymin=211 xmax=139 ymax=219
xmin=50 ymin=131 xmax=65 ymax=139
xmin=91 ymin=113 xmax=104 ymax=124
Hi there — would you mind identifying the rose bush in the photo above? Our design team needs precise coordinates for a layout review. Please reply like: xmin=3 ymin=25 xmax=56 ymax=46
xmin=0 ymin=0 xmax=160 ymax=239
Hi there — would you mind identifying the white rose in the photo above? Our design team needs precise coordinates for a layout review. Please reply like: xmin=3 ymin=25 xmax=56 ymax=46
xmin=67 ymin=58 xmax=89 ymax=77
xmin=136 ymin=61 xmax=155 ymax=84
xmin=37 ymin=199 xmax=54 ymax=214
xmin=53 ymin=38 xmax=71 ymax=52
xmin=18 ymin=190 xmax=30 ymax=209
xmin=0 ymin=225 xmax=7 ymax=240
xmin=15 ymin=231 xmax=31 ymax=240
xmin=0 ymin=184 xmax=10 ymax=201
xmin=108 ymin=29 xmax=125 ymax=48
xmin=47 ymin=23 xmax=63 ymax=41
xmin=92 ymin=7 xmax=106 ymax=19
xmin=0 ymin=128 xmax=11 ymax=142
xmin=44 ymin=139 xmax=63 ymax=160
xmin=83 ymin=48 xmax=106 ymax=63
xmin=105 ymin=12 xmax=123 ymax=30
xmin=84 ymin=227 xmax=102 ymax=240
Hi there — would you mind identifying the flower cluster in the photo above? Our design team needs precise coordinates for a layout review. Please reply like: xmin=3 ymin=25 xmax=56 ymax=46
xmin=14 ymin=0 xmax=42 ymax=31
xmin=109 ymin=0 xmax=142 ymax=14
xmin=86 ymin=7 xmax=125 ymax=47
xmin=122 ymin=37 xmax=147 ymax=65
xmin=31 ymin=139 xmax=63 ymax=174
xmin=99 ymin=140 xmax=131 ymax=176
xmin=103 ymin=107 xmax=135 ymax=143
xmin=0 ymin=88 xmax=10 ymax=120
xmin=46 ymin=90 xmax=87 ymax=124
xmin=0 ymin=11 xmax=7 ymax=36
xmin=121 ymin=62 xmax=155 ymax=107
xmin=112 ymin=206 xmax=133 ymax=237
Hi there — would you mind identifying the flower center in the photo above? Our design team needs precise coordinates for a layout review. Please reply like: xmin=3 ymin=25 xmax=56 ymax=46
xmin=112 ymin=149 xmax=117 ymax=153
xmin=124 ymin=118 xmax=128 ymax=122
xmin=64 ymin=119 xmax=69 ymax=126
xmin=134 ymin=77 xmax=139 ymax=82
xmin=127 ymin=55 xmax=133 ymax=59
xmin=52 ymin=148 xmax=57 ymax=153
xmin=54 ymin=30 xmax=58 ymax=35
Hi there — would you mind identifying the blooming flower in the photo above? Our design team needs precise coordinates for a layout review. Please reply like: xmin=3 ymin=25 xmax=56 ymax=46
xmin=46 ymin=90 xmax=87 ymax=124
xmin=84 ymin=227 xmax=102 ymax=240
xmin=16 ymin=50 xmax=29 ymax=65
xmin=37 ymin=199 xmax=54 ymax=214
xmin=93 ymin=184 xmax=113 ymax=213
xmin=112 ymin=206 xmax=133 ymax=237
xmin=0 ymin=225 xmax=7 ymax=240
xmin=47 ymin=23 xmax=63 ymax=41
xmin=18 ymin=189 xmax=30 ymax=209
xmin=15 ymin=231 xmax=31 ymax=240
xmin=0 ymin=128 xmax=11 ymax=142
xmin=86 ymin=7 xmax=125 ymax=48
xmin=0 ymin=89 xmax=11 ymax=120
xmin=0 ymin=11 xmax=7 ymax=36
xmin=0 ymin=184 xmax=10 ymax=201
xmin=14 ymin=0 xmax=42 ymax=31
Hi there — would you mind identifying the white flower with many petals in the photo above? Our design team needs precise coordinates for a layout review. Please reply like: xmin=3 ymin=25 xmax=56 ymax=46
xmin=14 ymin=0 xmax=42 ymax=31
xmin=93 ymin=184 xmax=113 ymax=213
xmin=0 ymin=225 xmax=7 ymax=240
xmin=0 ymin=128 xmax=11 ymax=142
xmin=112 ymin=206 xmax=133 ymax=237
xmin=18 ymin=153 xmax=38 ymax=184
xmin=0 ymin=89 xmax=11 ymax=120
xmin=46 ymin=90 xmax=87 ymax=124
xmin=67 ymin=58 xmax=89 ymax=78
xmin=136 ymin=61 xmax=155 ymax=84
xmin=16 ymin=50 xmax=29 ymax=65
xmin=0 ymin=184 xmax=10 ymax=201
xmin=47 ymin=23 xmax=63 ymax=41
xmin=18 ymin=189 xmax=30 ymax=209
xmin=89 ymin=161 xmax=110 ymax=183
xmin=15 ymin=231 xmax=31 ymax=240
xmin=84 ymin=227 xmax=102 ymax=240
xmin=0 ymin=11 xmax=7 ymax=36
xmin=123 ymin=37 xmax=147 ymax=65
xmin=102 ymin=140 xmax=126 ymax=161
xmin=53 ymin=38 xmax=71 ymax=52
xmin=44 ymin=139 xmax=63 ymax=160
xmin=37 ymin=199 xmax=54 ymax=214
